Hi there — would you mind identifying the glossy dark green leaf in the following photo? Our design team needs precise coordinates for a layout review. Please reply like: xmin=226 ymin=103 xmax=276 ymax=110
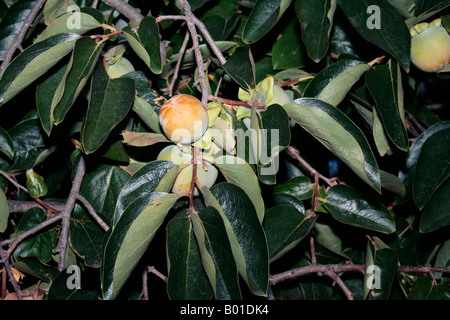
xmin=70 ymin=203 xmax=105 ymax=268
xmin=113 ymin=160 xmax=179 ymax=224
xmin=0 ymin=186 xmax=7 ymax=233
xmin=53 ymin=37 xmax=104 ymax=124
xmin=264 ymin=203 xmax=317 ymax=261
xmin=366 ymin=60 xmax=409 ymax=151
xmin=167 ymin=217 xmax=213 ymax=300
xmin=35 ymin=12 xmax=103 ymax=42
xmin=414 ymin=0 xmax=450 ymax=18
xmin=364 ymin=239 xmax=398 ymax=300
xmin=243 ymin=0 xmax=293 ymax=43
xmin=191 ymin=207 xmax=242 ymax=299
xmin=295 ymin=0 xmax=336 ymax=62
xmin=406 ymin=276 xmax=448 ymax=300
xmin=102 ymin=192 xmax=178 ymax=300
xmin=323 ymin=185 xmax=396 ymax=233
xmin=0 ymin=126 xmax=14 ymax=159
xmin=25 ymin=168 xmax=48 ymax=198
xmin=203 ymin=183 xmax=269 ymax=296
xmin=283 ymin=98 xmax=381 ymax=192
xmin=272 ymin=16 xmax=305 ymax=69
xmin=222 ymin=45 xmax=255 ymax=89
xmin=303 ymin=59 xmax=370 ymax=107
xmin=132 ymin=97 xmax=161 ymax=133
xmin=0 ymin=33 xmax=80 ymax=106
xmin=80 ymin=61 xmax=135 ymax=153
xmin=273 ymin=176 xmax=314 ymax=200
xmin=339 ymin=0 xmax=411 ymax=71
xmin=47 ymin=268 xmax=98 ymax=300
xmin=0 ymin=0 xmax=36 ymax=58
xmin=5 ymin=118 xmax=47 ymax=171
xmin=13 ymin=207 xmax=58 ymax=263
xmin=214 ymin=155 xmax=265 ymax=222
xmin=80 ymin=164 xmax=130 ymax=226
xmin=420 ymin=179 xmax=450 ymax=233
xmin=36 ymin=63 xmax=68 ymax=135
xmin=122 ymin=16 xmax=162 ymax=74
xmin=413 ymin=128 xmax=450 ymax=209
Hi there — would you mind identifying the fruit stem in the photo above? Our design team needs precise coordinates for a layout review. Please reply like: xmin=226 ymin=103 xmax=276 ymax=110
xmin=188 ymin=147 xmax=199 ymax=213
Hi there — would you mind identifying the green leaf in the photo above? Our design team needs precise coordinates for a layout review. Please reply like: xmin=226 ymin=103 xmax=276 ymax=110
xmin=339 ymin=0 xmax=411 ymax=71
xmin=380 ymin=170 xmax=405 ymax=197
xmin=122 ymin=16 xmax=162 ymax=74
xmin=48 ymin=268 xmax=98 ymax=300
xmin=5 ymin=118 xmax=47 ymax=171
xmin=263 ymin=203 xmax=317 ymax=261
xmin=0 ymin=0 xmax=37 ymax=58
xmin=295 ymin=0 xmax=337 ymax=62
xmin=113 ymin=160 xmax=179 ymax=224
xmin=399 ymin=121 xmax=450 ymax=196
xmin=43 ymin=0 xmax=77 ymax=25
xmin=283 ymin=98 xmax=381 ymax=192
xmin=36 ymin=63 xmax=68 ymax=135
xmin=414 ymin=0 xmax=450 ymax=19
xmin=35 ymin=12 xmax=103 ymax=42
xmin=273 ymin=176 xmax=314 ymax=200
xmin=366 ymin=60 xmax=408 ymax=151
xmin=303 ymin=59 xmax=371 ymax=107
xmin=0 ymin=186 xmax=8 ymax=233
xmin=102 ymin=192 xmax=178 ymax=300
xmin=243 ymin=0 xmax=293 ymax=43
xmin=25 ymin=168 xmax=48 ymax=198
xmin=272 ymin=15 xmax=306 ymax=69
xmin=167 ymin=217 xmax=213 ymax=300
xmin=121 ymin=131 xmax=170 ymax=147
xmin=70 ymin=203 xmax=105 ymax=268
xmin=80 ymin=61 xmax=135 ymax=153
xmin=13 ymin=207 xmax=58 ymax=263
xmin=406 ymin=276 xmax=448 ymax=300
xmin=0 ymin=126 xmax=14 ymax=159
xmin=191 ymin=207 xmax=242 ymax=299
xmin=222 ymin=46 xmax=255 ymax=89
xmin=365 ymin=238 xmax=398 ymax=300
xmin=53 ymin=37 xmax=104 ymax=124
xmin=0 ymin=33 xmax=80 ymax=106
xmin=323 ymin=185 xmax=396 ymax=233
xmin=80 ymin=164 xmax=130 ymax=226
xmin=203 ymin=183 xmax=269 ymax=296
xmin=420 ymin=179 xmax=450 ymax=233
xmin=132 ymin=97 xmax=161 ymax=133
xmin=413 ymin=128 xmax=450 ymax=209
xmin=214 ymin=155 xmax=265 ymax=222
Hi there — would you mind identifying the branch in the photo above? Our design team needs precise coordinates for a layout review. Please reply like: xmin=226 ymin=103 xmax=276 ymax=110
xmin=0 ymin=0 xmax=47 ymax=77
xmin=286 ymin=145 xmax=334 ymax=187
xmin=178 ymin=0 xmax=209 ymax=108
xmin=0 ymin=246 xmax=23 ymax=300
xmin=101 ymin=0 xmax=144 ymax=22
xmin=75 ymin=194 xmax=110 ymax=232
xmin=166 ymin=30 xmax=190 ymax=97
xmin=58 ymin=156 xmax=86 ymax=271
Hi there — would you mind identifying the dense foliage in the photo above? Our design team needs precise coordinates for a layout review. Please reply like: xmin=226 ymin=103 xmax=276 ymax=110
xmin=0 ymin=0 xmax=449 ymax=300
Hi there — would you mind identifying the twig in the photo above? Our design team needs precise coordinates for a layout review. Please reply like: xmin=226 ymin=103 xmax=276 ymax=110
xmin=0 ymin=246 xmax=23 ymax=300
xmin=286 ymin=145 xmax=334 ymax=187
xmin=8 ymin=200 xmax=66 ymax=213
xmin=178 ymin=0 xmax=209 ymax=107
xmin=323 ymin=270 xmax=354 ymax=300
xmin=0 ymin=0 xmax=47 ymax=77
xmin=140 ymin=266 xmax=167 ymax=300
xmin=310 ymin=237 xmax=317 ymax=265
xmin=101 ymin=0 xmax=144 ymax=22
xmin=167 ymin=31 xmax=190 ymax=97
xmin=58 ymin=156 xmax=86 ymax=271
xmin=75 ymin=195 xmax=110 ymax=232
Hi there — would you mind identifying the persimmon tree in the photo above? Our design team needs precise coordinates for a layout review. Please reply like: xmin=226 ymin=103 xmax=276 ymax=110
xmin=0 ymin=0 xmax=450 ymax=300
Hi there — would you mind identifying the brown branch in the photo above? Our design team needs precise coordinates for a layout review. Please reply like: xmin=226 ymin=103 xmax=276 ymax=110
xmin=0 ymin=0 xmax=47 ymax=77
xmin=140 ymin=266 xmax=167 ymax=300
xmin=167 ymin=31 xmax=190 ymax=97
xmin=286 ymin=145 xmax=334 ymax=187
xmin=0 ymin=246 xmax=23 ymax=300
xmin=101 ymin=0 xmax=144 ymax=22
xmin=8 ymin=200 xmax=66 ymax=213
xmin=324 ymin=269 xmax=354 ymax=300
xmin=178 ymin=0 xmax=209 ymax=107
xmin=75 ymin=194 xmax=110 ymax=232
xmin=58 ymin=156 xmax=86 ymax=271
